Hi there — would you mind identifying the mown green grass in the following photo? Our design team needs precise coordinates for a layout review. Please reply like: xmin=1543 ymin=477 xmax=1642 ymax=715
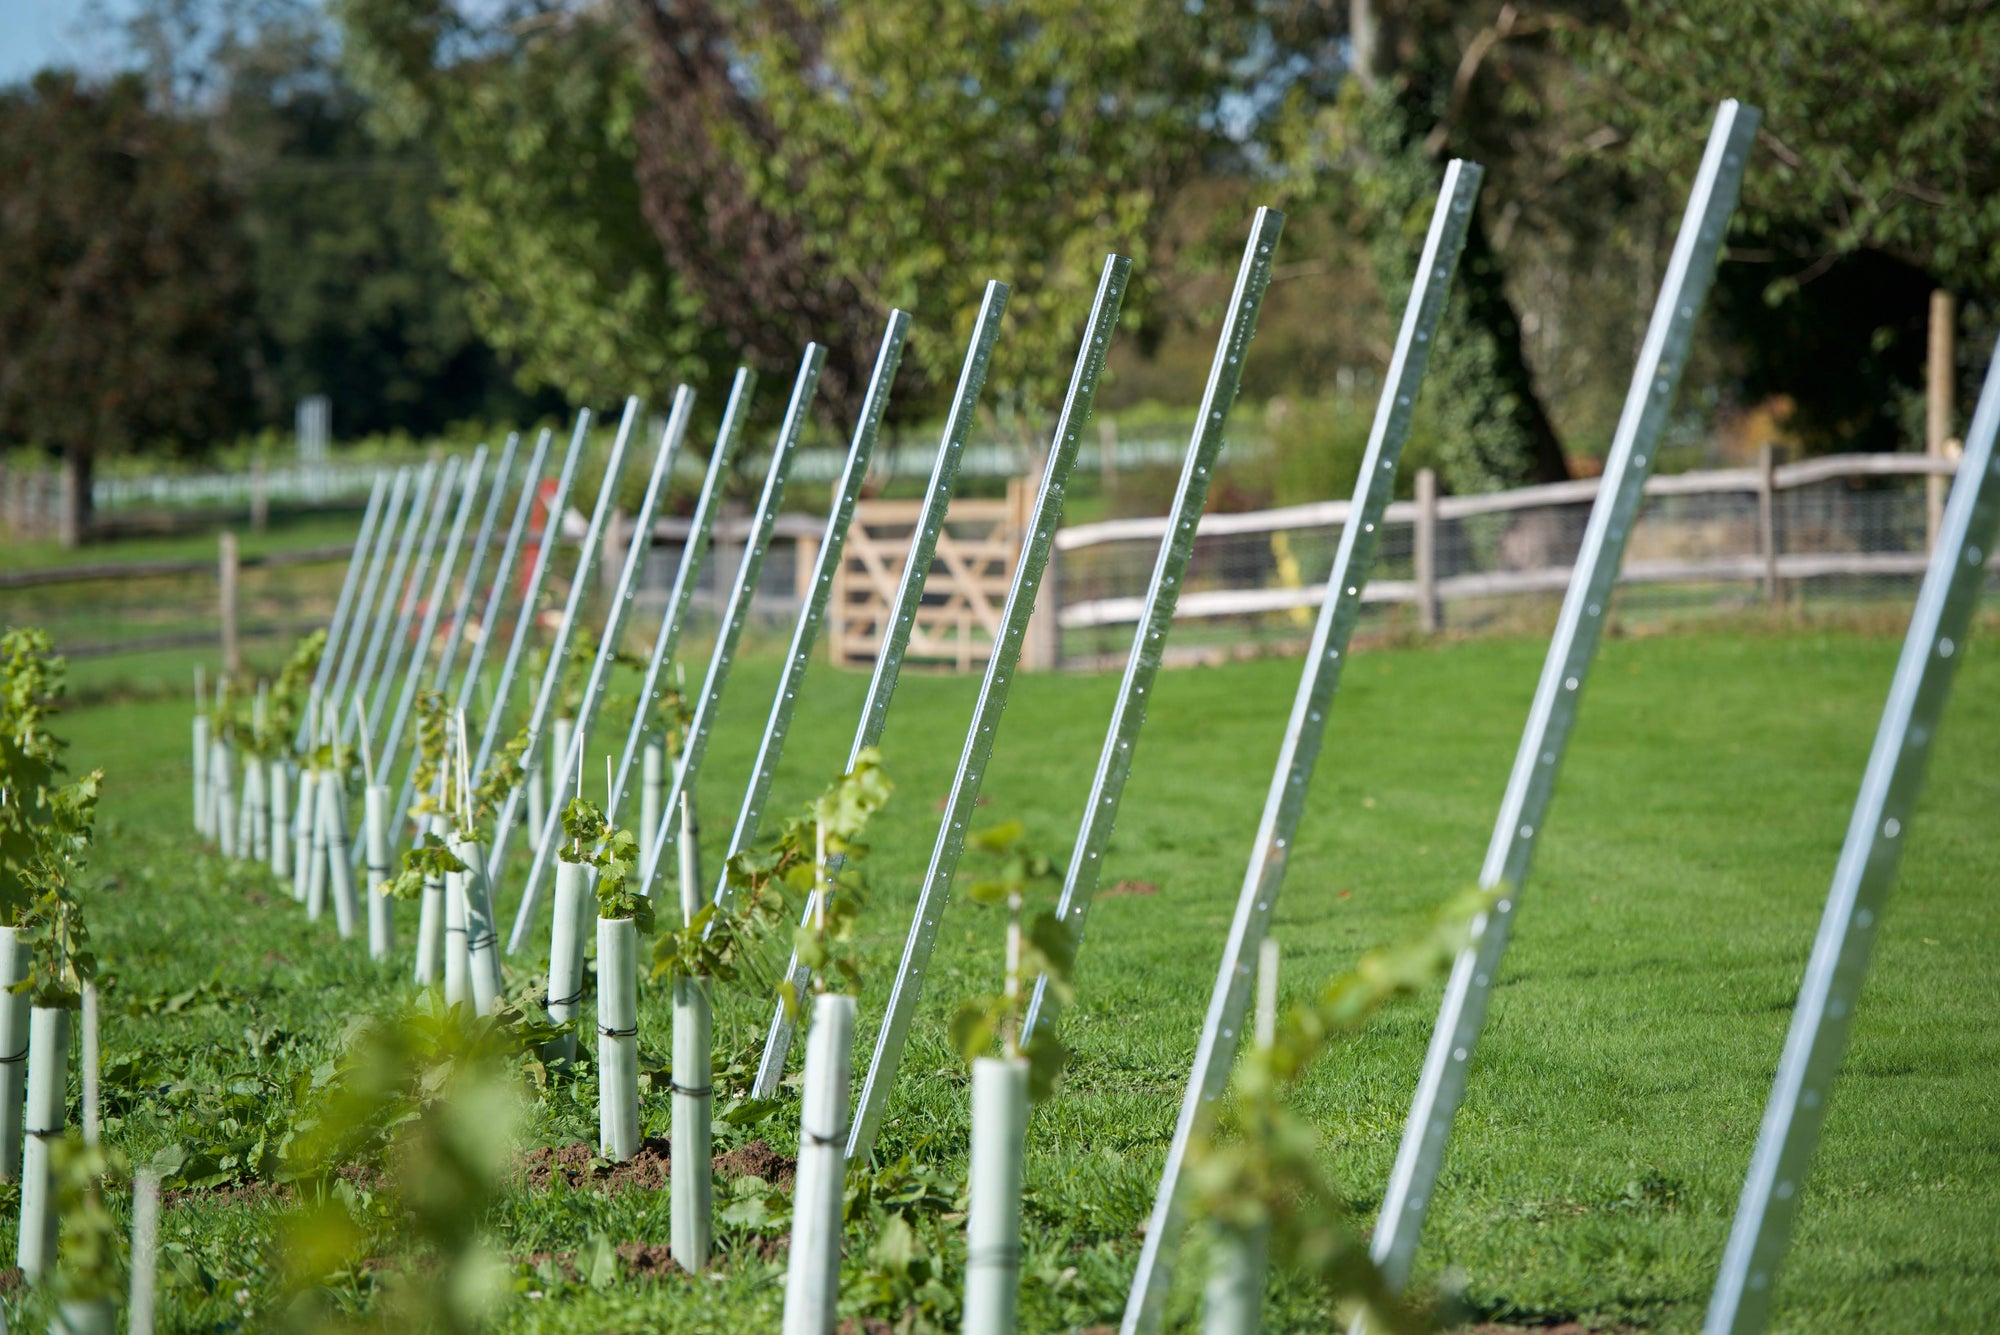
xmin=14 ymin=626 xmax=2000 ymax=1332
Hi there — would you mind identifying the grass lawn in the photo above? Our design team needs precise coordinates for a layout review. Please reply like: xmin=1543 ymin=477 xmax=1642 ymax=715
xmin=12 ymin=625 xmax=1999 ymax=1332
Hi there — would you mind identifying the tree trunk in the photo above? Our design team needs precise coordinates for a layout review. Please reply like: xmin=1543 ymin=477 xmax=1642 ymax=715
xmin=59 ymin=447 xmax=92 ymax=548
xmin=1348 ymin=0 xmax=1570 ymax=491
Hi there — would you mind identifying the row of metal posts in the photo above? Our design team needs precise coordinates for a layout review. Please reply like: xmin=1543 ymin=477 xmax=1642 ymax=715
xmin=191 ymin=97 xmax=1988 ymax=1335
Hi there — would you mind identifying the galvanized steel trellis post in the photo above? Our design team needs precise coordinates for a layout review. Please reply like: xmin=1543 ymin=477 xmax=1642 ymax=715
xmin=1704 ymin=331 xmax=2000 ymax=1335
xmin=300 ymin=473 xmax=390 ymax=750
xmin=752 ymin=282 xmax=1010 ymax=1098
xmin=1020 ymin=208 xmax=1285 ymax=1043
xmin=630 ymin=347 xmax=826 ymax=904
xmin=326 ymin=468 xmax=414 ymax=722
xmin=847 ymin=254 xmax=1132 ymax=1163
xmin=1358 ymin=102 xmax=1759 ymax=1320
xmin=602 ymin=370 xmax=756 ymax=831
xmin=388 ymin=431 xmax=541 ymax=844
xmin=486 ymin=399 xmax=642 ymax=879
xmin=1119 ymin=161 xmax=1485 ymax=1335
xmin=460 ymin=414 xmax=590 ymax=831
xmin=341 ymin=462 xmax=439 ymax=745
xmin=511 ymin=387 xmax=698 ymax=948
xmin=356 ymin=448 xmax=489 ymax=869
xmin=701 ymin=313 xmax=909 ymax=911
xmin=360 ymin=455 xmax=466 ymax=745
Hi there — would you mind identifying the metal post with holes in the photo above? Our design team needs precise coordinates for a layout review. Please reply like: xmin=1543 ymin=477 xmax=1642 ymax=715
xmin=752 ymin=285 xmax=1010 ymax=1098
xmin=390 ymin=431 xmax=550 ymax=846
xmin=1356 ymin=102 xmax=1759 ymax=1323
xmin=300 ymin=473 xmax=389 ymax=750
xmin=1705 ymin=330 xmax=2000 ymax=1335
xmin=1019 ymin=209 xmax=1285 ymax=1045
xmin=370 ymin=448 xmax=488 ymax=789
xmin=698 ymin=315 xmax=907 ymax=908
xmin=846 ymin=254 xmax=1131 ymax=1163
xmin=461 ymin=415 xmax=590 ymax=818
xmin=341 ymin=461 xmax=438 ymax=742
xmin=484 ymin=399 xmax=642 ymax=878
xmin=355 ymin=445 xmax=498 ymax=870
xmin=359 ymin=454 xmax=466 ymax=745
xmin=1118 ymin=162 xmax=1484 ymax=1335
xmin=602 ymin=371 xmax=756 ymax=831
xmin=509 ymin=388 xmax=697 ymax=948
xmin=628 ymin=348 xmax=826 ymax=906
xmin=326 ymin=468 xmax=414 ymax=723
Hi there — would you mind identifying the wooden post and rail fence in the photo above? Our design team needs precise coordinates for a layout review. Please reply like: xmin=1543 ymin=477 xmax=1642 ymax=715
xmin=0 ymin=452 xmax=1981 ymax=676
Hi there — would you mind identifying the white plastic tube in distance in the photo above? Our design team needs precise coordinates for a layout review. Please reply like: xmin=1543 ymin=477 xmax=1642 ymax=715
xmin=213 ymin=740 xmax=236 ymax=859
xmin=455 ymin=834 xmax=503 ymax=1015
xmin=964 ymin=1056 xmax=1029 ymax=1335
xmin=306 ymin=773 xmax=330 ymax=921
xmin=671 ymin=973 xmax=713 ymax=1271
xmin=364 ymin=785 xmax=394 ymax=960
xmin=413 ymin=813 xmax=445 ymax=985
xmin=319 ymin=774 xmax=359 ymax=939
xmin=598 ymin=915 xmax=641 ymax=1160
xmin=291 ymin=770 xmax=316 ymax=903
xmin=783 ymin=993 xmax=855 ymax=1335
xmin=18 ymin=1004 xmax=70 ymax=1276
xmin=545 ymin=860 xmax=592 ymax=1064
xmin=0 ymin=926 xmax=28 ymax=1179
xmin=243 ymin=758 xmax=268 ymax=863
xmin=270 ymin=762 xmax=292 ymax=881
xmin=641 ymin=734 xmax=665 ymax=856
xmin=51 ymin=1300 xmax=115 ymax=1335
xmin=442 ymin=865 xmax=469 ymax=1005
xmin=192 ymin=713 xmax=210 ymax=835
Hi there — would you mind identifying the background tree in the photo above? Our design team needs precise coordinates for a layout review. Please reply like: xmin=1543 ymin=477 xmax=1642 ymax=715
xmin=0 ymin=71 xmax=252 ymax=544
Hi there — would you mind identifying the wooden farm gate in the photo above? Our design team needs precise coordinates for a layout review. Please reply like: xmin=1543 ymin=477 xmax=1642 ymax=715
xmin=827 ymin=476 xmax=1058 ymax=672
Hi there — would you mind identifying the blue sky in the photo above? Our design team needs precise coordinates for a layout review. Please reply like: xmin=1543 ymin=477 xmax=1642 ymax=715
xmin=0 ymin=0 xmax=130 ymax=85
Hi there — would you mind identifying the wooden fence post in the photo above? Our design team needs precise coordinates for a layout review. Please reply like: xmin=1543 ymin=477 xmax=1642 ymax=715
xmin=1414 ymin=467 xmax=1440 ymax=633
xmin=1927 ymin=289 xmax=1956 ymax=550
xmin=219 ymin=531 xmax=242 ymax=674
xmin=1758 ymin=443 xmax=1781 ymax=605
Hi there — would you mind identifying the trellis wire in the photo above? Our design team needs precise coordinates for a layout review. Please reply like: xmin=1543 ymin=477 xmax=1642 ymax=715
xmin=299 ymin=472 xmax=389 ymax=750
xmin=512 ymin=387 xmax=697 ymax=946
xmin=486 ymin=398 xmax=641 ymax=878
xmin=753 ymin=281 xmax=1010 ymax=1098
xmin=1020 ymin=208 xmax=1285 ymax=1042
xmin=631 ymin=346 xmax=826 ymax=903
xmin=701 ymin=312 xmax=909 ymax=911
xmin=340 ymin=461 xmax=439 ymax=746
xmin=1704 ymin=330 xmax=2000 ymax=1335
xmin=389 ymin=430 xmax=546 ymax=845
xmin=1357 ymin=103 xmax=1759 ymax=1317
xmin=1119 ymin=161 xmax=1485 ymax=1335
xmin=359 ymin=454 xmax=465 ymax=745
xmin=847 ymin=254 xmax=1132 ymax=1162
xmin=325 ymin=467 xmax=414 ymax=720
xmin=461 ymin=413 xmax=589 ymax=832
xmin=603 ymin=370 xmax=754 ymax=831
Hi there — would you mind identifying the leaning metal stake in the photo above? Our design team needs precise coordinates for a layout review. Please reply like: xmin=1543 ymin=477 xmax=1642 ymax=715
xmin=1021 ymin=207 xmax=1286 ymax=1042
xmin=630 ymin=346 xmax=827 ymax=903
xmin=752 ymin=282 xmax=1009 ymax=1098
xmin=1704 ymin=331 xmax=2000 ymax=1335
xmin=1355 ymin=101 xmax=1759 ymax=1325
xmin=1120 ymin=160 xmax=1485 ymax=1335
xmin=703 ymin=312 xmax=909 ymax=912
xmin=509 ymin=387 xmax=698 ymax=951
xmin=602 ymin=370 xmax=757 ymax=830
xmin=846 ymin=253 xmax=1131 ymax=1163
xmin=300 ymin=473 xmax=390 ymax=750
xmin=484 ymin=398 xmax=643 ymax=878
